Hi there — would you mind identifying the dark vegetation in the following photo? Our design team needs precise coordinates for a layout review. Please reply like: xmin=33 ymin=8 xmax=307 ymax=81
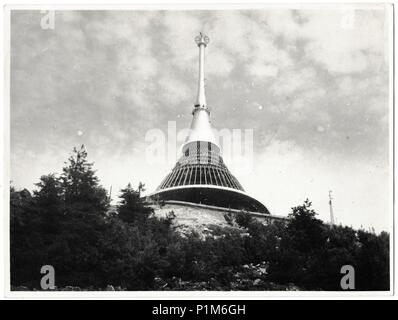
xmin=10 ymin=146 xmax=389 ymax=291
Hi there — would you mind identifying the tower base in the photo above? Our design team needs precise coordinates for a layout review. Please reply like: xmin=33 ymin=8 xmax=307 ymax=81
xmin=148 ymin=199 xmax=287 ymax=235
xmin=149 ymin=186 xmax=269 ymax=214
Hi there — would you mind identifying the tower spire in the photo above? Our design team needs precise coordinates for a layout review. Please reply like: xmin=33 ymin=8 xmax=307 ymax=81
xmin=194 ymin=32 xmax=209 ymax=110
xmin=150 ymin=32 xmax=269 ymax=215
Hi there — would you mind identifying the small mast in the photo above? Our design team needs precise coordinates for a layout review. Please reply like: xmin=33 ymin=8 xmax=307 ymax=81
xmin=329 ymin=190 xmax=335 ymax=227
xmin=194 ymin=32 xmax=209 ymax=111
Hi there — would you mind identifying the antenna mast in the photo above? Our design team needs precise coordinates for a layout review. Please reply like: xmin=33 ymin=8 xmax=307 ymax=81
xmin=329 ymin=190 xmax=335 ymax=227
xmin=194 ymin=32 xmax=209 ymax=111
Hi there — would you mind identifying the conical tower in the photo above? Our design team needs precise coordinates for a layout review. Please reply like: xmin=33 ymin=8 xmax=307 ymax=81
xmin=150 ymin=33 xmax=269 ymax=214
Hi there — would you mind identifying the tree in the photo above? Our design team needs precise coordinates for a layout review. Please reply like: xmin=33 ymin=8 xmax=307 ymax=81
xmin=303 ymin=225 xmax=359 ymax=290
xmin=51 ymin=146 xmax=109 ymax=287
xmin=10 ymin=186 xmax=42 ymax=288
xmin=356 ymin=229 xmax=389 ymax=290
xmin=117 ymin=183 xmax=153 ymax=225
xmin=287 ymin=199 xmax=326 ymax=254
xmin=61 ymin=145 xmax=109 ymax=214
xmin=270 ymin=200 xmax=328 ymax=289
xmin=33 ymin=174 xmax=64 ymax=235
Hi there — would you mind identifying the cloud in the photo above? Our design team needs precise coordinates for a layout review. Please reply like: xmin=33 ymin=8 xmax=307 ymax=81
xmin=257 ymin=6 xmax=389 ymax=74
xmin=157 ymin=74 xmax=191 ymax=105
xmin=270 ymin=67 xmax=317 ymax=96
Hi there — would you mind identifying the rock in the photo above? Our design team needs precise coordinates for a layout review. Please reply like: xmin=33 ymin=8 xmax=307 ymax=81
xmin=253 ymin=279 xmax=262 ymax=286
xmin=258 ymin=267 xmax=268 ymax=275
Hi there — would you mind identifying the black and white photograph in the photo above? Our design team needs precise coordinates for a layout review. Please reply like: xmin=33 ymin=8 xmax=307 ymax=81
xmin=4 ymin=3 xmax=393 ymax=295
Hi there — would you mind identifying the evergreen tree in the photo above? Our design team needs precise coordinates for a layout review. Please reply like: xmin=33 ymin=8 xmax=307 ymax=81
xmin=10 ymin=186 xmax=42 ymax=287
xmin=54 ymin=146 xmax=109 ymax=286
xmin=287 ymin=199 xmax=326 ymax=253
xmin=33 ymin=174 xmax=64 ymax=236
xmin=117 ymin=183 xmax=153 ymax=224
xmin=356 ymin=229 xmax=389 ymax=290
xmin=61 ymin=145 xmax=109 ymax=215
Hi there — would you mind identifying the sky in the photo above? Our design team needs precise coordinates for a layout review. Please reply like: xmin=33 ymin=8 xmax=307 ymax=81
xmin=10 ymin=6 xmax=392 ymax=232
